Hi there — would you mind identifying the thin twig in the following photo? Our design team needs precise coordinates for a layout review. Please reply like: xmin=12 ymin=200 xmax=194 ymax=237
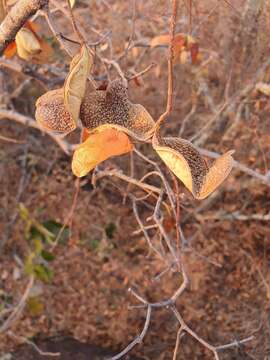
xmin=127 ymin=62 xmax=157 ymax=81
xmin=155 ymin=0 xmax=179 ymax=129
xmin=108 ymin=305 xmax=152 ymax=360
xmin=7 ymin=331 xmax=60 ymax=357
xmin=92 ymin=168 xmax=162 ymax=195
xmin=0 ymin=276 xmax=34 ymax=333
xmin=198 ymin=147 xmax=270 ymax=186
xmin=0 ymin=109 xmax=73 ymax=154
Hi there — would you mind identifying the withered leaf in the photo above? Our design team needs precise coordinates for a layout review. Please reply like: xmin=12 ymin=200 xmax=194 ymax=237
xmin=72 ymin=128 xmax=134 ymax=177
xmin=10 ymin=22 xmax=53 ymax=63
xmin=64 ymin=44 xmax=93 ymax=126
xmin=15 ymin=27 xmax=41 ymax=60
xmin=255 ymin=82 xmax=270 ymax=96
xmin=150 ymin=33 xmax=200 ymax=65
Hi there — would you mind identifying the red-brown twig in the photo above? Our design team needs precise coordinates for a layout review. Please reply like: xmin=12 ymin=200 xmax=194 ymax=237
xmin=155 ymin=0 xmax=179 ymax=129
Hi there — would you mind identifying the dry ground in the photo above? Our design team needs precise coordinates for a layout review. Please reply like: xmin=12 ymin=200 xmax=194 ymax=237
xmin=0 ymin=0 xmax=270 ymax=359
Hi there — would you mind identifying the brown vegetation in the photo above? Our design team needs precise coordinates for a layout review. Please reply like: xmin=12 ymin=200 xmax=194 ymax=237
xmin=0 ymin=0 xmax=270 ymax=359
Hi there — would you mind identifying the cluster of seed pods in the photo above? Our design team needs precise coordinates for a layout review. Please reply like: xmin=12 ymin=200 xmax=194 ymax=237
xmin=35 ymin=45 xmax=234 ymax=200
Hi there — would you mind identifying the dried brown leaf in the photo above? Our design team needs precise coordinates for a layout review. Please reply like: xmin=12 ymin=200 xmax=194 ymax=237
xmin=15 ymin=27 xmax=41 ymax=61
xmin=150 ymin=33 xmax=200 ymax=65
xmin=255 ymin=82 xmax=270 ymax=96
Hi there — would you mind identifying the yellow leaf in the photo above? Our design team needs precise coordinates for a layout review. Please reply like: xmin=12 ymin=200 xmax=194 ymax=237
xmin=153 ymin=136 xmax=234 ymax=200
xmin=36 ymin=88 xmax=76 ymax=133
xmin=15 ymin=27 xmax=41 ymax=60
xmin=64 ymin=44 xmax=93 ymax=126
xmin=72 ymin=128 xmax=133 ymax=177
xmin=27 ymin=296 xmax=44 ymax=317
xmin=69 ymin=0 xmax=76 ymax=8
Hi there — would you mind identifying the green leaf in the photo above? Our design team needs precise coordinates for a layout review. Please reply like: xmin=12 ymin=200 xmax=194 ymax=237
xmin=105 ymin=222 xmax=116 ymax=239
xmin=27 ymin=296 xmax=44 ymax=316
xmin=33 ymin=264 xmax=53 ymax=283
xmin=24 ymin=252 xmax=36 ymax=276
xmin=89 ymin=239 xmax=100 ymax=251
xmin=19 ymin=203 xmax=30 ymax=221
xmin=33 ymin=238 xmax=43 ymax=254
xmin=41 ymin=250 xmax=55 ymax=262
xmin=42 ymin=220 xmax=70 ymax=244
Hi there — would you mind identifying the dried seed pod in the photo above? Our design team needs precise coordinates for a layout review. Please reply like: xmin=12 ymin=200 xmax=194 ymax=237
xmin=15 ymin=27 xmax=41 ymax=60
xmin=64 ymin=44 xmax=93 ymax=125
xmin=153 ymin=134 xmax=234 ymax=199
xmin=72 ymin=128 xmax=134 ymax=177
xmin=35 ymin=88 xmax=76 ymax=133
xmin=80 ymin=79 xmax=155 ymax=141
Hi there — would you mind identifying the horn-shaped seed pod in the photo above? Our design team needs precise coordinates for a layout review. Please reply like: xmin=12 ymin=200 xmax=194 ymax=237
xmin=35 ymin=88 xmax=76 ymax=133
xmin=152 ymin=132 xmax=234 ymax=200
xmin=72 ymin=128 xmax=134 ymax=177
xmin=80 ymin=79 xmax=155 ymax=141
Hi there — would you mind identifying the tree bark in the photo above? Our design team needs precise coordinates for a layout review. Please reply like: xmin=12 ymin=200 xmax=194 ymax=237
xmin=0 ymin=0 xmax=48 ymax=54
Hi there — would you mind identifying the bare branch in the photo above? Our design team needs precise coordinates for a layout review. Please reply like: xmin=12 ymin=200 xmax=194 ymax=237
xmin=198 ymin=147 xmax=270 ymax=186
xmin=0 ymin=0 xmax=48 ymax=54
xmin=0 ymin=276 xmax=34 ymax=333
xmin=108 ymin=305 xmax=152 ymax=360
xmin=156 ymin=0 xmax=179 ymax=129
xmin=8 ymin=331 xmax=60 ymax=357
xmin=0 ymin=109 xmax=73 ymax=154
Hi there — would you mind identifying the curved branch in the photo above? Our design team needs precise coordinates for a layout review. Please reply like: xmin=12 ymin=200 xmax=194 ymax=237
xmin=0 ymin=0 xmax=48 ymax=54
xmin=0 ymin=109 xmax=73 ymax=154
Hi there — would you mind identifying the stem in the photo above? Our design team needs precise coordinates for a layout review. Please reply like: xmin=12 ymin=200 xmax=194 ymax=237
xmin=155 ymin=0 xmax=179 ymax=130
